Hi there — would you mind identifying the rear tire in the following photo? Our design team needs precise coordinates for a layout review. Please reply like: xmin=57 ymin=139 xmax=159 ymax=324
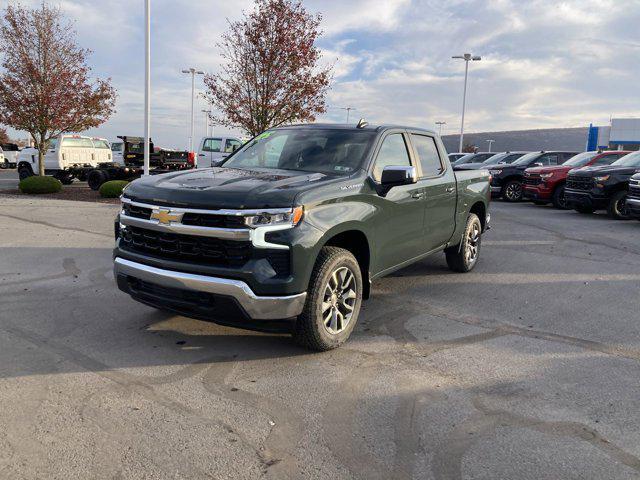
xmin=607 ymin=190 xmax=631 ymax=220
xmin=88 ymin=170 xmax=108 ymax=191
xmin=445 ymin=213 xmax=482 ymax=273
xmin=293 ymin=247 xmax=363 ymax=351
xmin=552 ymin=184 xmax=569 ymax=209
xmin=502 ymin=180 xmax=523 ymax=202
xmin=18 ymin=165 xmax=33 ymax=181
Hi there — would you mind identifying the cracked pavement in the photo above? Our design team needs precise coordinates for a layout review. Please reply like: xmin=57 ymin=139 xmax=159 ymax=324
xmin=1 ymin=196 xmax=639 ymax=479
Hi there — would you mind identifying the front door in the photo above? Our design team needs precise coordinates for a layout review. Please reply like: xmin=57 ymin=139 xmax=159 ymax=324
xmin=370 ymin=132 xmax=427 ymax=272
xmin=408 ymin=133 xmax=457 ymax=250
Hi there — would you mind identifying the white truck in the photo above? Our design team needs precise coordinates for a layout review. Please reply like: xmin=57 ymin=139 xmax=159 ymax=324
xmin=17 ymin=134 xmax=112 ymax=184
xmin=0 ymin=143 xmax=21 ymax=169
xmin=196 ymin=136 xmax=244 ymax=168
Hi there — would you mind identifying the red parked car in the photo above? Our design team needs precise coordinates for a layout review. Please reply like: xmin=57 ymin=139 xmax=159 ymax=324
xmin=523 ymin=150 xmax=630 ymax=209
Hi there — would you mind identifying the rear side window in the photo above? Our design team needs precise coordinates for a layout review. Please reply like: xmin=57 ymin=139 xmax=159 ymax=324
xmin=93 ymin=140 xmax=110 ymax=149
xmin=372 ymin=134 xmax=411 ymax=181
xmin=61 ymin=137 xmax=94 ymax=148
xmin=411 ymin=134 xmax=443 ymax=177
xmin=225 ymin=139 xmax=243 ymax=153
xmin=203 ymin=138 xmax=222 ymax=152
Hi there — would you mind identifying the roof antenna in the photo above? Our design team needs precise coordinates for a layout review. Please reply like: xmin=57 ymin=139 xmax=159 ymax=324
xmin=356 ymin=118 xmax=368 ymax=129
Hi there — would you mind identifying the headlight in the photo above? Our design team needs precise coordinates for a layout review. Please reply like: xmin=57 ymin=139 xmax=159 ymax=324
xmin=244 ymin=206 xmax=303 ymax=228
xmin=540 ymin=173 xmax=554 ymax=180
xmin=594 ymin=175 xmax=610 ymax=182
xmin=489 ymin=169 xmax=502 ymax=176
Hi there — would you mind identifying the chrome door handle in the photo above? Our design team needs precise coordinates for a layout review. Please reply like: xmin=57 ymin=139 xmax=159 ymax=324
xmin=446 ymin=187 xmax=455 ymax=193
xmin=411 ymin=192 xmax=425 ymax=199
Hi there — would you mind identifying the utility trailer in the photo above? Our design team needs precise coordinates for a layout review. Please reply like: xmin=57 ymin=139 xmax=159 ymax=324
xmin=87 ymin=136 xmax=193 ymax=190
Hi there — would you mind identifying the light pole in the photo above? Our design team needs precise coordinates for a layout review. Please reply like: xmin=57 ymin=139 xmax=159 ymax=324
xmin=341 ymin=107 xmax=356 ymax=123
xmin=143 ymin=0 xmax=151 ymax=175
xmin=435 ymin=121 xmax=446 ymax=136
xmin=452 ymin=53 xmax=481 ymax=152
xmin=202 ymin=109 xmax=212 ymax=137
xmin=486 ymin=139 xmax=495 ymax=152
xmin=181 ymin=68 xmax=204 ymax=155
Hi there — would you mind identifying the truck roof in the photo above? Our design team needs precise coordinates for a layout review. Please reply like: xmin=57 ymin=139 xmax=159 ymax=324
xmin=276 ymin=123 xmax=437 ymax=135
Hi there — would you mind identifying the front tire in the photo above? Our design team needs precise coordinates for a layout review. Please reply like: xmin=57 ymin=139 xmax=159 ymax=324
xmin=445 ymin=213 xmax=482 ymax=273
xmin=502 ymin=180 xmax=523 ymax=202
xmin=552 ymin=184 xmax=569 ymax=209
xmin=18 ymin=165 xmax=33 ymax=181
xmin=293 ymin=247 xmax=363 ymax=351
xmin=88 ymin=170 xmax=108 ymax=191
xmin=608 ymin=190 xmax=630 ymax=220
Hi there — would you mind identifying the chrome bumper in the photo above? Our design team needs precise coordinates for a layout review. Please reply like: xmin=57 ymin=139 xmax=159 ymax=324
xmin=114 ymin=258 xmax=306 ymax=320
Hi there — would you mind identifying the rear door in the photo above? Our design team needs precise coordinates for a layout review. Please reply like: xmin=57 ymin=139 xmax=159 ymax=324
xmin=198 ymin=137 xmax=222 ymax=167
xmin=369 ymin=131 xmax=428 ymax=271
xmin=409 ymin=132 xmax=457 ymax=250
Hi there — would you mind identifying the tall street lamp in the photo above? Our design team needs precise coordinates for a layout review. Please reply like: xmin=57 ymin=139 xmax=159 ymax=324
xmin=202 ymin=109 xmax=212 ymax=137
xmin=181 ymin=68 xmax=204 ymax=156
xmin=435 ymin=121 xmax=446 ymax=136
xmin=341 ymin=107 xmax=356 ymax=123
xmin=452 ymin=53 xmax=481 ymax=152
xmin=486 ymin=139 xmax=495 ymax=152
xmin=143 ymin=0 xmax=151 ymax=175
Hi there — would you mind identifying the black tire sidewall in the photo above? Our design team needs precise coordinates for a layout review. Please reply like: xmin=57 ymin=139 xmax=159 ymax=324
xmin=609 ymin=191 xmax=630 ymax=220
xmin=552 ymin=185 xmax=568 ymax=209
xmin=503 ymin=180 xmax=522 ymax=202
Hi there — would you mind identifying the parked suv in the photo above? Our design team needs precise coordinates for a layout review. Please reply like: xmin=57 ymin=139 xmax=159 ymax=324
xmin=565 ymin=150 xmax=640 ymax=219
xmin=113 ymin=123 xmax=491 ymax=351
xmin=489 ymin=151 xmax=578 ymax=201
xmin=523 ymin=151 xmax=629 ymax=209
xmin=451 ymin=152 xmax=496 ymax=167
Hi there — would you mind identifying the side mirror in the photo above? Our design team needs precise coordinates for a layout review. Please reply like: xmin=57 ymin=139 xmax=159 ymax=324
xmin=533 ymin=162 xmax=543 ymax=167
xmin=380 ymin=165 xmax=417 ymax=188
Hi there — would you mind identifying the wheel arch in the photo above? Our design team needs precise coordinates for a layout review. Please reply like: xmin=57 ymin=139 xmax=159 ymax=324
xmin=321 ymin=229 xmax=371 ymax=299
xmin=469 ymin=201 xmax=487 ymax=232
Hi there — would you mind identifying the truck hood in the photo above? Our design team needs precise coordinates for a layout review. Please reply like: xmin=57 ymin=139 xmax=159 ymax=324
xmin=569 ymin=165 xmax=640 ymax=178
xmin=525 ymin=165 xmax=572 ymax=175
xmin=123 ymin=167 xmax=344 ymax=209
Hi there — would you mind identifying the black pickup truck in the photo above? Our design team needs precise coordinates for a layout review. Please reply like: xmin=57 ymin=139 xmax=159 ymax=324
xmin=87 ymin=136 xmax=192 ymax=191
xmin=113 ymin=124 xmax=491 ymax=351
xmin=565 ymin=151 xmax=640 ymax=219
xmin=627 ymin=173 xmax=640 ymax=220
xmin=489 ymin=151 xmax=578 ymax=201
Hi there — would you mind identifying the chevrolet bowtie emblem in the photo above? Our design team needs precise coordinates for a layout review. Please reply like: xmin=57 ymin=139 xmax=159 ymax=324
xmin=150 ymin=209 xmax=183 ymax=225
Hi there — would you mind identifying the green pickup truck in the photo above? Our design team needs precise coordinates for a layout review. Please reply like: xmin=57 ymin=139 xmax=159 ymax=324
xmin=113 ymin=123 xmax=491 ymax=351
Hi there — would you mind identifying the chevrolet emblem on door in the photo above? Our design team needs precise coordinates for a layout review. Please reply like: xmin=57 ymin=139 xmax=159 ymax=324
xmin=150 ymin=209 xmax=182 ymax=225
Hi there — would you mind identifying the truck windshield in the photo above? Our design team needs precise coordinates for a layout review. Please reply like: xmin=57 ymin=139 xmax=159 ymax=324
xmin=611 ymin=151 xmax=640 ymax=167
xmin=223 ymin=129 xmax=377 ymax=175
xmin=512 ymin=152 xmax=542 ymax=165
xmin=563 ymin=151 xmax=599 ymax=167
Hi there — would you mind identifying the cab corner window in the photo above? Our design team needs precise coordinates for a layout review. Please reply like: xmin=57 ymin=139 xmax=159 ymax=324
xmin=411 ymin=134 xmax=443 ymax=177
xmin=372 ymin=133 xmax=411 ymax=182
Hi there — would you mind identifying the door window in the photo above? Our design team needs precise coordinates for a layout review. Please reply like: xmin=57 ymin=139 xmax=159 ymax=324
xmin=537 ymin=153 xmax=559 ymax=165
xmin=411 ymin=134 xmax=443 ymax=177
xmin=372 ymin=134 xmax=411 ymax=181
xmin=203 ymin=138 xmax=222 ymax=152
xmin=593 ymin=154 xmax=619 ymax=165
xmin=224 ymin=139 xmax=243 ymax=153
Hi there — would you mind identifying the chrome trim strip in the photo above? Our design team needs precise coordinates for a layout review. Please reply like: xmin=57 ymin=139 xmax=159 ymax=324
xmin=114 ymin=258 xmax=306 ymax=320
xmin=121 ymin=197 xmax=293 ymax=216
xmin=626 ymin=198 xmax=640 ymax=205
xmin=490 ymin=186 xmax=501 ymax=193
xmin=120 ymin=214 xmax=251 ymax=240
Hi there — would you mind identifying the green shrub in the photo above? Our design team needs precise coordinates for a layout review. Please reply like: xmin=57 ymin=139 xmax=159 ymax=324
xmin=19 ymin=175 xmax=62 ymax=194
xmin=99 ymin=180 xmax=129 ymax=198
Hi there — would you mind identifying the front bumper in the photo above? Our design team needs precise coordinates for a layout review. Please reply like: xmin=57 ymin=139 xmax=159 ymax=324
xmin=564 ymin=189 xmax=609 ymax=210
xmin=627 ymin=197 xmax=640 ymax=218
xmin=490 ymin=185 xmax=502 ymax=195
xmin=522 ymin=185 xmax=551 ymax=202
xmin=114 ymin=257 xmax=307 ymax=321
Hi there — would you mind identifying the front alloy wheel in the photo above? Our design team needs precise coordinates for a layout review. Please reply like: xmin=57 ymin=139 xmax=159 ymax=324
xmin=294 ymin=246 xmax=363 ymax=351
xmin=322 ymin=267 xmax=357 ymax=335
xmin=503 ymin=180 xmax=523 ymax=202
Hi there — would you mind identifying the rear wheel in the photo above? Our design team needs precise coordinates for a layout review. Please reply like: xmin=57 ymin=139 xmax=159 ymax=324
xmin=88 ymin=170 xmax=108 ymax=191
xmin=607 ymin=190 xmax=631 ymax=220
xmin=552 ymin=184 xmax=569 ymax=209
xmin=445 ymin=213 xmax=482 ymax=273
xmin=18 ymin=165 xmax=33 ymax=181
xmin=502 ymin=180 xmax=523 ymax=202
xmin=293 ymin=247 xmax=362 ymax=351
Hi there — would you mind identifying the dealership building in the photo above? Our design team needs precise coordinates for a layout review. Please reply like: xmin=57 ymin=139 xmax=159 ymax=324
xmin=587 ymin=118 xmax=640 ymax=151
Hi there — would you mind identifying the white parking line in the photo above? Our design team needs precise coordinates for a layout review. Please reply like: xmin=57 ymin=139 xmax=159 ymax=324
xmin=484 ymin=240 xmax=555 ymax=246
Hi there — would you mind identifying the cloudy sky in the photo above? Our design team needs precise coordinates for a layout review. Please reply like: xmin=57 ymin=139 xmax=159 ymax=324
xmin=5 ymin=0 xmax=640 ymax=148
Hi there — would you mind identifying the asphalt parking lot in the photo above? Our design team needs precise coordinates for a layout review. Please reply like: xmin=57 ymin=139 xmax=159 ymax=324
xmin=0 ymin=168 xmax=18 ymax=189
xmin=1 ymin=196 xmax=640 ymax=479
